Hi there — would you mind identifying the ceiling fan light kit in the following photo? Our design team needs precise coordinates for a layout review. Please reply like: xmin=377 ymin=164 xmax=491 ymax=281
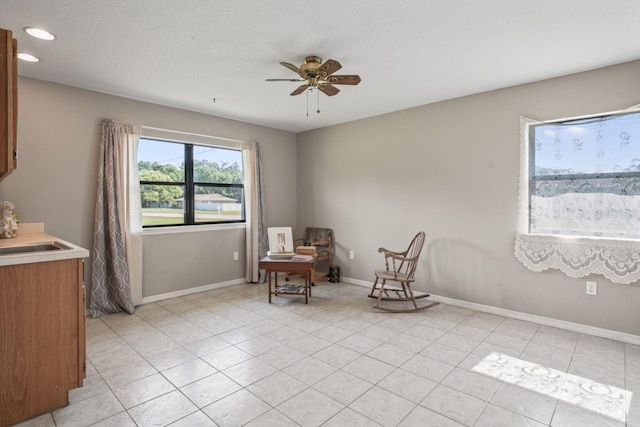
xmin=266 ymin=55 xmax=361 ymax=116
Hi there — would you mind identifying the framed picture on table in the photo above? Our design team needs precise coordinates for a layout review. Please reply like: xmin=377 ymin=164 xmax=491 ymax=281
xmin=267 ymin=227 xmax=294 ymax=254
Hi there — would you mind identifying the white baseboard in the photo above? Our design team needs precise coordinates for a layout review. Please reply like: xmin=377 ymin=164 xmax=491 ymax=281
xmin=140 ymin=278 xmax=247 ymax=305
xmin=342 ymin=276 xmax=640 ymax=346
xmin=343 ymin=277 xmax=373 ymax=287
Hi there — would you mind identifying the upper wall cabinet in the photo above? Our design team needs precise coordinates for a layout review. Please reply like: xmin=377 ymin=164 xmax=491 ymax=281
xmin=0 ymin=28 xmax=17 ymax=183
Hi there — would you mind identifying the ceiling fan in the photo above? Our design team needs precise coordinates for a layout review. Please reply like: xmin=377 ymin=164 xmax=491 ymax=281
xmin=266 ymin=55 xmax=361 ymax=97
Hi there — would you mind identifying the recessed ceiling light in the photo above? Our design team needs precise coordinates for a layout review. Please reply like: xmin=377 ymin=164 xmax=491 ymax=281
xmin=17 ymin=53 xmax=40 ymax=63
xmin=24 ymin=27 xmax=56 ymax=41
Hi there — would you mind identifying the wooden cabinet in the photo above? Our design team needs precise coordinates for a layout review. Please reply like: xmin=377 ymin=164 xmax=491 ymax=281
xmin=0 ymin=258 xmax=86 ymax=427
xmin=0 ymin=27 xmax=17 ymax=183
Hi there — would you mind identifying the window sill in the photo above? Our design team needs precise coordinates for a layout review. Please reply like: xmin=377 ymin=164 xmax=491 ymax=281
xmin=143 ymin=222 xmax=245 ymax=236
xmin=514 ymin=233 xmax=640 ymax=285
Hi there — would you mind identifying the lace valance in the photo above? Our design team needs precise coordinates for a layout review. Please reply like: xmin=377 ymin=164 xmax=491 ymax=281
xmin=515 ymin=233 xmax=640 ymax=284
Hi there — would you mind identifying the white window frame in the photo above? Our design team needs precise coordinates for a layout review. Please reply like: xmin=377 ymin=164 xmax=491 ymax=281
xmin=515 ymin=108 xmax=640 ymax=285
xmin=139 ymin=126 xmax=247 ymax=235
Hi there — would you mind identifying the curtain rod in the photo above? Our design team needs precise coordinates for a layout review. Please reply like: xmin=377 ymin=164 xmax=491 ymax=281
xmin=141 ymin=125 xmax=247 ymax=144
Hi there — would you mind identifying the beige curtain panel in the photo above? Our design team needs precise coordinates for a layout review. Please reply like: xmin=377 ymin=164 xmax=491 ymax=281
xmin=89 ymin=119 xmax=141 ymax=317
xmin=243 ymin=141 xmax=268 ymax=283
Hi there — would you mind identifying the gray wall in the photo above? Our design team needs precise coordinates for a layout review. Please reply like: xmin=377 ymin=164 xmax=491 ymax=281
xmin=0 ymin=77 xmax=297 ymax=299
xmin=142 ymin=229 xmax=245 ymax=297
xmin=296 ymin=60 xmax=640 ymax=336
xmin=3 ymin=62 xmax=640 ymax=335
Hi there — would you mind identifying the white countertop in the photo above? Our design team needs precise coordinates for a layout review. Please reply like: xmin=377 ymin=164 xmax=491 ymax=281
xmin=0 ymin=229 xmax=89 ymax=267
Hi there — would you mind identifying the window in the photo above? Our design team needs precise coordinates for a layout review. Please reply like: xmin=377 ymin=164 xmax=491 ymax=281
xmin=138 ymin=137 xmax=244 ymax=227
xmin=527 ymin=109 xmax=640 ymax=239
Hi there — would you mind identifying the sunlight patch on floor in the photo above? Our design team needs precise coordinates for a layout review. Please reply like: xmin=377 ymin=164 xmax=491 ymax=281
xmin=472 ymin=352 xmax=631 ymax=423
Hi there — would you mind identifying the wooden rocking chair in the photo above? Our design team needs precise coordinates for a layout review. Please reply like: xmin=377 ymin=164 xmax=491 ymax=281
xmin=368 ymin=231 xmax=439 ymax=313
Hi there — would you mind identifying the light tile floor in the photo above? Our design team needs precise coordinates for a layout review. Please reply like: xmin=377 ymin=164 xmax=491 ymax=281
xmin=14 ymin=281 xmax=640 ymax=427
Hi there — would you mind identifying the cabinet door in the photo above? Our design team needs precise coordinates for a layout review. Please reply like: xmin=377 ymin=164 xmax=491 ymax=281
xmin=0 ymin=259 xmax=83 ymax=426
xmin=78 ymin=260 xmax=86 ymax=384
xmin=10 ymin=37 xmax=17 ymax=172
xmin=0 ymin=28 xmax=17 ymax=182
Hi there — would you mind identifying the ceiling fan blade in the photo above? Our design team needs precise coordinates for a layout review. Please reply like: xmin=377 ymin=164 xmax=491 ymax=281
xmin=327 ymin=75 xmax=361 ymax=85
xmin=265 ymin=78 xmax=305 ymax=82
xmin=319 ymin=84 xmax=340 ymax=96
xmin=317 ymin=59 xmax=342 ymax=77
xmin=280 ymin=62 xmax=300 ymax=73
xmin=280 ymin=61 xmax=307 ymax=78
xmin=290 ymin=84 xmax=308 ymax=96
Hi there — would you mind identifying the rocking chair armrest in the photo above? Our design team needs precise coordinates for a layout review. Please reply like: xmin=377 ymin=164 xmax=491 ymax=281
xmin=379 ymin=249 xmax=413 ymax=276
xmin=378 ymin=248 xmax=410 ymax=260
xmin=385 ymin=254 xmax=414 ymax=262
xmin=378 ymin=247 xmax=408 ymax=256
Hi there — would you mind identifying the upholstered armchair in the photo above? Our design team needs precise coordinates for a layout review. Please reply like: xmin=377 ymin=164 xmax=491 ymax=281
xmin=286 ymin=227 xmax=334 ymax=285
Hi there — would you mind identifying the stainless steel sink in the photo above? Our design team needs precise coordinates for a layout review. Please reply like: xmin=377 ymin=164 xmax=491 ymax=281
xmin=0 ymin=241 xmax=72 ymax=255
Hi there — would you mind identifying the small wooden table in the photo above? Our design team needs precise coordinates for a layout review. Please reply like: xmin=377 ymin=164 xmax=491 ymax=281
xmin=260 ymin=257 xmax=314 ymax=304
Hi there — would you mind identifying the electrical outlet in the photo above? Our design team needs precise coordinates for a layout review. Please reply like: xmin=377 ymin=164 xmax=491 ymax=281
xmin=586 ymin=281 xmax=597 ymax=295
xmin=233 ymin=251 xmax=239 ymax=261
xmin=349 ymin=250 xmax=355 ymax=260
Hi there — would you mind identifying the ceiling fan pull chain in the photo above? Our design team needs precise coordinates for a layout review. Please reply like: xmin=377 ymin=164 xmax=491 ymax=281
xmin=306 ymin=88 xmax=309 ymax=117
xmin=317 ymin=89 xmax=320 ymax=114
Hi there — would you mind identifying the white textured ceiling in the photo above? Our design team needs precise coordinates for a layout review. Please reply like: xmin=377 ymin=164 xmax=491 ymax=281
xmin=1 ymin=0 xmax=639 ymax=133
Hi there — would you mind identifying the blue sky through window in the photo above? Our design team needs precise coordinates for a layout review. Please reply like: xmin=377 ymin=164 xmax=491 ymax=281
xmin=533 ymin=111 xmax=640 ymax=175
xmin=138 ymin=138 xmax=242 ymax=169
